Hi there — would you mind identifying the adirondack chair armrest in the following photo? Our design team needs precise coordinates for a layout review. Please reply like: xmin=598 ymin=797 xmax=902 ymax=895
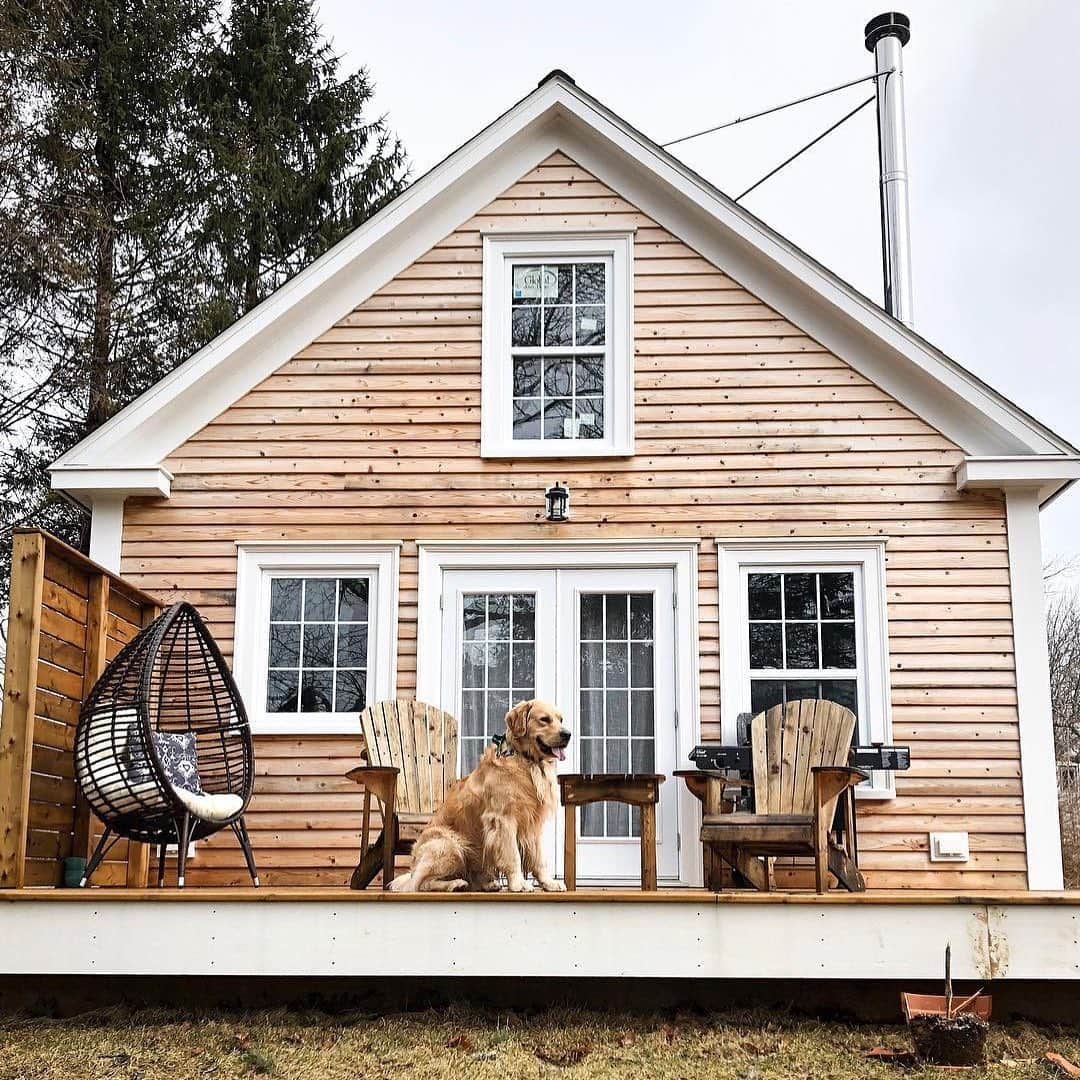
xmin=810 ymin=765 xmax=868 ymax=781
xmin=674 ymin=769 xmax=750 ymax=812
xmin=811 ymin=766 xmax=868 ymax=811
xmin=345 ymin=765 xmax=400 ymax=807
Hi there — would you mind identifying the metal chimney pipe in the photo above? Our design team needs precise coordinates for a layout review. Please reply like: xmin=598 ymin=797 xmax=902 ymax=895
xmin=865 ymin=12 xmax=914 ymax=327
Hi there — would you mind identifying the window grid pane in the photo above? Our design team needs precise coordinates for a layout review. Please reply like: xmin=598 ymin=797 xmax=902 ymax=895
xmin=579 ymin=592 xmax=654 ymax=840
xmin=460 ymin=593 xmax=536 ymax=774
xmin=745 ymin=570 xmax=858 ymax=718
xmin=266 ymin=577 xmax=369 ymax=716
xmin=511 ymin=260 xmax=607 ymax=442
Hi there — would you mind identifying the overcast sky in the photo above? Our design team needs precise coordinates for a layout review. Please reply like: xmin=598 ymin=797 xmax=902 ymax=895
xmin=317 ymin=0 xmax=1080 ymax=572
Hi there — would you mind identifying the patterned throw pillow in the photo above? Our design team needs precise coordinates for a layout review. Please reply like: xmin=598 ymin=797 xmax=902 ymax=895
xmin=150 ymin=730 xmax=204 ymax=796
xmin=122 ymin=720 xmax=153 ymax=784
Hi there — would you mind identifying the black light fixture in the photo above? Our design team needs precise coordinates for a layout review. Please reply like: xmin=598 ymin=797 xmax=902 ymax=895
xmin=544 ymin=481 xmax=570 ymax=522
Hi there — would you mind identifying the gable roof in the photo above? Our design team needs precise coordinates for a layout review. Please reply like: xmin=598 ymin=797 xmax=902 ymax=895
xmin=51 ymin=71 xmax=1080 ymax=505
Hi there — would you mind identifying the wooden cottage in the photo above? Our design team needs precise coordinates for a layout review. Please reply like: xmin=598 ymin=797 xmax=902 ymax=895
xmin=4 ymin=72 xmax=1079 ymax=986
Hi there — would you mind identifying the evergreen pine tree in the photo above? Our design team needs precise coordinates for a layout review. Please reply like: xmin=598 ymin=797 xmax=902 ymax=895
xmin=192 ymin=0 xmax=408 ymax=337
xmin=0 ymin=0 xmax=215 ymax=568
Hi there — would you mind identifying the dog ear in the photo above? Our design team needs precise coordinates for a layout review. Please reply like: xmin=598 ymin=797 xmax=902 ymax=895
xmin=505 ymin=700 xmax=532 ymax=740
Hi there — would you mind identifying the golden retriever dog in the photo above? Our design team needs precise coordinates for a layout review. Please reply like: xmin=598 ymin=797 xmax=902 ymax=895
xmin=388 ymin=699 xmax=571 ymax=893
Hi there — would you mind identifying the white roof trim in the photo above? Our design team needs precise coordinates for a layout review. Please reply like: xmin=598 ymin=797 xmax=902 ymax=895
xmin=957 ymin=455 xmax=1080 ymax=504
xmin=50 ymin=73 xmax=1077 ymax=497
xmin=48 ymin=465 xmax=172 ymax=502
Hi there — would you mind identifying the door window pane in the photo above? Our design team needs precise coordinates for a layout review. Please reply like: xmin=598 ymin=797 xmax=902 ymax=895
xmin=266 ymin=577 xmax=369 ymax=716
xmin=578 ymin=593 xmax=654 ymax=839
xmin=459 ymin=593 xmax=536 ymax=774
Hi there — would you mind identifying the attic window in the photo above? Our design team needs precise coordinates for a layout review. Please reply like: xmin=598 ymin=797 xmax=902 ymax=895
xmin=481 ymin=233 xmax=633 ymax=457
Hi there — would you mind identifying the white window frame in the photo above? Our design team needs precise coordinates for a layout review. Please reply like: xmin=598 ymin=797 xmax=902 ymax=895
xmin=716 ymin=537 xmax=894 ymax=798
xmin=480 ymin=231 xmax=634 ymax=458
xmin=233 ymin=542 xmax=400 ymax=734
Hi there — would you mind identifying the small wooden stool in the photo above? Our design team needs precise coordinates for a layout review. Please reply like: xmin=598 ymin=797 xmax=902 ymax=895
xmin=557 ymin=773 xmax=665 ymax=891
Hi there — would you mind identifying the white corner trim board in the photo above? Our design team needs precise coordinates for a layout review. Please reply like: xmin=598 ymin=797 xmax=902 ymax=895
xmin=232 ymin=542 xmax=400 ymax=734
xmin=47 ymin=74 xmax=1076 ymax=497
xmin=87 ymin=497 xmax=125 ymax=574
xmin=1005 ymin=490 xmax=1065 ymax=889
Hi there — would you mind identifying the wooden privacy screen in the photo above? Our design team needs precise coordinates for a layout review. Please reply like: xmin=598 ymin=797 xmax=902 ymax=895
xmin=0 ymin=529 xmax=161 ymax=888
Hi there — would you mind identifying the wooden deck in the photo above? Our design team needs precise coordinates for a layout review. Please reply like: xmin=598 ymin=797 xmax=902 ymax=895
xmin=4 ymin=886 xmax=1079 ymax=904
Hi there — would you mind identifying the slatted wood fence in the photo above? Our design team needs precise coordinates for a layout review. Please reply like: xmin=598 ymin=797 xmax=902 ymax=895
xmin=0 ymin=529 xmax=161 ymax=887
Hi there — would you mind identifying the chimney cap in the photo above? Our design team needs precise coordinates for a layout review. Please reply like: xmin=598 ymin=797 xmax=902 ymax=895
xmin=865 ymin=12 xmax=911 ymax=51
xmin=538 ymin=69 xmax=576 ymax=88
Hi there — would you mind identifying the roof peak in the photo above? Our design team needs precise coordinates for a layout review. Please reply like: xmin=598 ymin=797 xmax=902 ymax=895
xmin=537 ymin=69 xmax=575 ymax=88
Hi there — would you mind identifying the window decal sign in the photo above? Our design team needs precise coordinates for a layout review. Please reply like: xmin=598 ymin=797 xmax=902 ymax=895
xmin=513 ymin=265 xmax=559 ymax=300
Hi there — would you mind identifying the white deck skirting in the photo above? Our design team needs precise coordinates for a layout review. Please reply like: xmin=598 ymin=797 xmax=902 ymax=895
xmin=3 ymin=892 xmax=1078 ymax=981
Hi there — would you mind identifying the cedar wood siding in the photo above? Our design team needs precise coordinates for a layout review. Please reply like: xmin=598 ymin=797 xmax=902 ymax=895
xmin=118 ymin=153 xmax=1024 ymax=889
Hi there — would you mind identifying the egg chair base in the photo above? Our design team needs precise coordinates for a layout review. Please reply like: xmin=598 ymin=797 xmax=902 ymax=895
xmin=81 ymin=811 xmax=259 ymax=888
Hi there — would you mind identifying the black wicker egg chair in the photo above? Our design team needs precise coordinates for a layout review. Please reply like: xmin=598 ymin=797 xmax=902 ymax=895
xmin=74 ymin=602 xmax=258 ymax=888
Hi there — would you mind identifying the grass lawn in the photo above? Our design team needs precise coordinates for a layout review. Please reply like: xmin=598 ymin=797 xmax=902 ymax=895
xmin=1 ymin=1006 xmax=1078 ymax=1079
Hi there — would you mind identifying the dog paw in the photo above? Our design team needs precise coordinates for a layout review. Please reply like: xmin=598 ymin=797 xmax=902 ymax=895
xmin=540 ymin=879 xmax=566 ymax=892
xmin=508 ymin=876 xmax=534 ymax=893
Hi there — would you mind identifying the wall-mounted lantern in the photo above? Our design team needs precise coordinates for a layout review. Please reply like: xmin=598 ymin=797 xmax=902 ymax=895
xmin=544 ymin=481 xmax=570 ymax=522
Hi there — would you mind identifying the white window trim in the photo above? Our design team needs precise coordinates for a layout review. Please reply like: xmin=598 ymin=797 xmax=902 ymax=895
xmin=233 ymin=542 xmax=400 ymax=734
xmin=480 ymin=231 xmax=634 ymax=458
xmin=716 ymin=537 xmax=894 ymax=798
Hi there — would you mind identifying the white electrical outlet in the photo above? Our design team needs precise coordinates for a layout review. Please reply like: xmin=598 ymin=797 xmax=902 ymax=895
xmin=929 ymin=831 xmax=969 ymax=862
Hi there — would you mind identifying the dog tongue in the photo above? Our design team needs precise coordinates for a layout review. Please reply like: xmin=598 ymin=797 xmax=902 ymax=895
xmin=554 ymin=747 xmax=567 ymax=761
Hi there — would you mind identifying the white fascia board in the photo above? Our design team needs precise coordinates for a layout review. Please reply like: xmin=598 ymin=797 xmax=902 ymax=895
xmin=956 ymin=455 xmax=1080 ymax=503
xmin=4 ymin=896 xmax=1080 ymax=980
xmin=48 ymin=465 xmax=173 ymax=499
xmin=50 ymin=75 xmax=1078 ymax=477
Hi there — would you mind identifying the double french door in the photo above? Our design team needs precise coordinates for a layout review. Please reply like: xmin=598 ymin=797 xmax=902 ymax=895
xmin=438 ymin=567 xmax=680 ymax=883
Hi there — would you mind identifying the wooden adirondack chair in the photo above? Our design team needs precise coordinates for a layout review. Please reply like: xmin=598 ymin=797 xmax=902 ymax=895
xmin=346 ymin=699 xmax=458 ymax=889
xmin=699 ymin=699 xmax=867 ymax=893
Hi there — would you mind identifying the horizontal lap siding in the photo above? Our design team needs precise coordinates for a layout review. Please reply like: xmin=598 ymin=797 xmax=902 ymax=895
xmin=122 ymin=152 xmax=1024 ymax=889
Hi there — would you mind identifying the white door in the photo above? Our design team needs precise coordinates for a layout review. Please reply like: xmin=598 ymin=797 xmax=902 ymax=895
xmin=557 ymin=569 xmax=678 ymax=883
xmin=439 ymin=566 xmax=679 ymax=884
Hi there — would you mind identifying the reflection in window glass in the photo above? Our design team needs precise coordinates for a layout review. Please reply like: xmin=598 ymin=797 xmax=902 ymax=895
xmin=746 ymin=569 xmax=858 ymax=720
xmin=579 ymin=593 xmax=654 ymax=839
xmin=266 ymin=577 xmax=369 ymax=715
xmin=461 ymin=593 xmax=536 ymax=774
xmin=510 ymin=260 xmax=607 ymax=441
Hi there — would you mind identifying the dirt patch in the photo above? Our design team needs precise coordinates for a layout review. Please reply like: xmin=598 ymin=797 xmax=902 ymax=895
xmin=909 ymin=1012 xmax=990 ymax=1066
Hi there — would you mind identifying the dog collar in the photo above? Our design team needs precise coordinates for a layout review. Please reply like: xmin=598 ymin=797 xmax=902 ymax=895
xmin=491 ymin=732 xmax=515 ymax=757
